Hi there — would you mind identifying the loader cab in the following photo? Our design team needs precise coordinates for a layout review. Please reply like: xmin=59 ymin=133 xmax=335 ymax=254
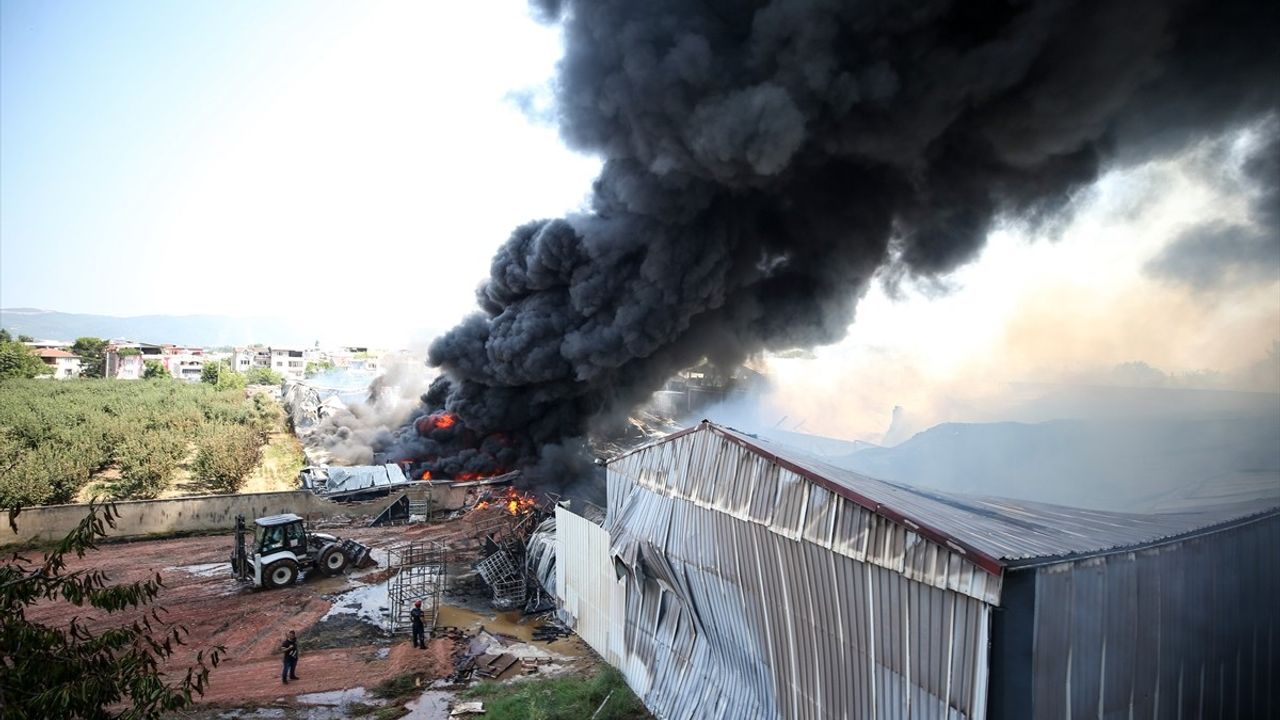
xmin=255 ymin=514 xmax=307 ymax=556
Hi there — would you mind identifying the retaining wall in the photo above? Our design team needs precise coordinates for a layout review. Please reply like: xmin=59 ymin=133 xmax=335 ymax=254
xmin=1 ymin=484 xmax=469 ymax=547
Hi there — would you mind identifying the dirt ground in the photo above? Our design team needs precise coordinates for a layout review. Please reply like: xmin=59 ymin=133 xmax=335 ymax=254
xmin=23 ymin=508 xmax=597 ymax=717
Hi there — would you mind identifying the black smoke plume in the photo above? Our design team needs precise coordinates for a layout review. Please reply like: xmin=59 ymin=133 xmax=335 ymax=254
xmin=378 ymin=0 xmax=1280 ymax=482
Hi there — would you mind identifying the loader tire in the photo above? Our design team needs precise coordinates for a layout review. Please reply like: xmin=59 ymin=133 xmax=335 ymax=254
xmin=263 ymin=559 xmax=299 ymax=589
xmin=319 ymin=545 xmax=349 ymax=576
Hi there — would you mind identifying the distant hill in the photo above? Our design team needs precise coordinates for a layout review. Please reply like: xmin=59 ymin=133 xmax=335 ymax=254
xmin=831 ymin=408 xmax=1280 ymax=513
xmin=0 ymin=307 xmax=321 ymax=347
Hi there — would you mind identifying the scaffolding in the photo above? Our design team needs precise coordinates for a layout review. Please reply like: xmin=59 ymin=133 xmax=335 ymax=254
xmin=475 ymin=548 xmax=526 ymax=609
xmin=386 ymin=540 xmax=446 ymax=634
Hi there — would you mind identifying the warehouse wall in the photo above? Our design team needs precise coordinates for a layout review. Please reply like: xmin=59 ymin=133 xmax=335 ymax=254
xmin=555 ymin=506 xmax=620 ymax=664
xmin=1013 ymin=512 xmax=1280 ymax=720
xmin=588 ymin=425 xmax=996 ymax=720
xmin=1 ymin=485 xmax=463 ymax=546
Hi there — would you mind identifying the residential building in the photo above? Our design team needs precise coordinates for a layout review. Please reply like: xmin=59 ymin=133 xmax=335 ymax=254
xmin=161 ymin=345 xmax=206 ymax=382
xmin=104 ymin=342 xmax=165 ymax=379
xmin=270 ymin=348 xmax=307 ymax=381
xmin=231 ymin=346 xmax=272 ymax=373
xmin=326 ymin=346 xmax=384 ymax=373
xmin=29 ymin=348 xmax=81 ymax=379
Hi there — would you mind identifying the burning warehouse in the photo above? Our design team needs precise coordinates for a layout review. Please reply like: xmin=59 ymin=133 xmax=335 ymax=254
xmin=277 ymin=0 xmax=1277 ymax=713
xmin=553 ymin=421 xmax=1279 ymax=719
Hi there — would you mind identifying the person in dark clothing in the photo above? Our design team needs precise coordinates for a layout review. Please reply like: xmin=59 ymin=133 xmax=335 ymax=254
xmin=410 ymin=600 xmax=426 ymax=649
xmin=281 ymin=630 xmax=300 ymax=683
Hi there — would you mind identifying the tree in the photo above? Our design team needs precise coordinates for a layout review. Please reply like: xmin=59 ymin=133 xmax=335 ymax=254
xmin=0 ymin=329 xmax=10 ymax=343
xmin=16 ymin=335 xmax=34 ymax=343
xmin=199 ymin=361 xmax=245 ymax=391
xmin=142 ymin=359 xmax=168 ymax=380
xmin=190 ymin=424 xmax=262 ymax=493
xmin=108 ymin=432 xmax=185 ymax=499
xmin=0 ymin=502 xmax=223 ymax=717
xmin=72 ymin=337 xmax=108 ymax=378
xmin=304 ymin=360 xmax=335 ymax=377
xmin=0 ymin=341 xmax=45 ymax=380
xmin=243 ymin=367 xmax=284 ymax=386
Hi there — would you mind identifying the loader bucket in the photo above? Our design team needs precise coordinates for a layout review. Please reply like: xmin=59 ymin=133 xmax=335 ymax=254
xmin=340 ymin=538 xmax=376 ymax=568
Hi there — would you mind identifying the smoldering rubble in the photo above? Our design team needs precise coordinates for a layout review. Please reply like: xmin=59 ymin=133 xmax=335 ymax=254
xmin=376 ymin=0 xmax=1279 ymax=482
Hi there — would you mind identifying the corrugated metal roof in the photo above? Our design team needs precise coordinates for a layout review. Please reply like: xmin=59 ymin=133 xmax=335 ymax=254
xmin=614 ymin=421 xmax=1280 ymax=565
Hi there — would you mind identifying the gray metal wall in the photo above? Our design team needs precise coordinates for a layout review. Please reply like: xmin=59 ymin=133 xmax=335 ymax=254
xmin=1011 ymin=514 xmax=1280 ymax=720
xmin=602 ymin=427 xmax=999 ymax=719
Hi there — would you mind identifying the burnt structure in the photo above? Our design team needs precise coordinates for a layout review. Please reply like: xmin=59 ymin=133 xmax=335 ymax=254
xmin=557 ymin=421 xmax=1279 ymax=719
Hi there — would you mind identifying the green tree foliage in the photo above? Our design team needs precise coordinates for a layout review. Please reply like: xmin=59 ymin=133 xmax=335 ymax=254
xmin=107 ymin=432 xmax=187 ymax=500
xmin=0 ymin=380 xmax=272 ymax=507
xmin=243 ymin=367 xmax=284 ymax=386
xmin=0 ymin=502 xmax=224 ymax=718
xmin=0 ymin=340 xmax=45 ymax=380
xmin=0 ymin=329 xmax=10 ymax=342
xmin=199 ymin=361 xmax=245 ymax=390
xmin=16 ymin=334 xmax=34 ymax=343
xmin=71 ymin=337 xmax=108 ymax=378
xmin=304 ymin=360 xmax=334 ymax=377
xmin=141 ymin=359 xmax=168 ymax=380
xmin=190 ymin=423 xmax=262 ymax=494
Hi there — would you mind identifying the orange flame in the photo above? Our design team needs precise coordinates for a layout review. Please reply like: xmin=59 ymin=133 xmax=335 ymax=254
xmin=421 ymin=470 xmax=432 ymax=480
xmin=473 ymin=487 xmax=538 ymax=515
xmin=433 ymin=412 xmax=457 ymax=429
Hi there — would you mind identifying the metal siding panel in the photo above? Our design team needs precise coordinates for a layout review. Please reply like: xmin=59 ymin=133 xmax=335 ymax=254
xmin=1132 ymin=547 xmax=1161 ymax=720
xmin=1155 ymin=545 xmax=1182 ymax=717
xmin=1068 ymin=558 xmax=1104 ymax=720
xmin=1032 ymin=566 xmax=1071 ymax=720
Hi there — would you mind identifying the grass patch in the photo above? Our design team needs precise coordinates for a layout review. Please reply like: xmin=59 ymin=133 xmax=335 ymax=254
xmin=462 ymin=667 xmax=649 ymax=720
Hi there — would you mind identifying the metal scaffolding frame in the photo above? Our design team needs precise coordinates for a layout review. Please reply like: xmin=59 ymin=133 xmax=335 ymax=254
xmin=386 ymin=540 xmax=446 ymax=634
xmin=475 ymin=548 xmax=526 ymax=609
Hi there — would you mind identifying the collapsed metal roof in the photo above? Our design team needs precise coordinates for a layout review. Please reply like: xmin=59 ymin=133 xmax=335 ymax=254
xmin=300 ymin=463 xmax=411 ymax=497
xmin=614 ymin=421 xmax=1280 ymax=570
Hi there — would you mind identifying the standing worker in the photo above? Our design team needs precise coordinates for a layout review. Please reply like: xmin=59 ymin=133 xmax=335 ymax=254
xmin=410 ymin=600 xmax=426 ymax=649
xmin=281 ymin=630 xmax=300 ymax=684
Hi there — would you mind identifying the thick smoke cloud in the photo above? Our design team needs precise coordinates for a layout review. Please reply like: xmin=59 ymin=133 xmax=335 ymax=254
xmin=1147 ymin=126 xmax=1280 ymax=289
xmin=386 ymin=0 xmax=1280 ymax=480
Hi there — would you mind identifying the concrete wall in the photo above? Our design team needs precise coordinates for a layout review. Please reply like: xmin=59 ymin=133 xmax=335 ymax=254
xmin=1 ymin=484 xmax=467 ymax=547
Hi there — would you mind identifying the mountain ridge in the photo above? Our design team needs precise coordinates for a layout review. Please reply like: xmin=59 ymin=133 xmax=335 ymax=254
xmin=0 ymin=307 xmax=320 ymax=347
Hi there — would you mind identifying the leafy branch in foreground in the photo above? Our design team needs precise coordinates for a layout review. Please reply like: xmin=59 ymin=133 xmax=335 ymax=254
xmin=0 ymin=502 xmax=224 ymax=719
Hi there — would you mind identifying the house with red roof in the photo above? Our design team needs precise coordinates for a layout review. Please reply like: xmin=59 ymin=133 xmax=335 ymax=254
xmin=29 ymin=348 xmax=81 ymax=379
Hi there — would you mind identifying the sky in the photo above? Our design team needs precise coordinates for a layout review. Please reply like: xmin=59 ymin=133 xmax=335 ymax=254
xmin=0 ymin=0 xmax=600 ymax=341
xmin=2 ymin=1 xmax=1277 ymax=441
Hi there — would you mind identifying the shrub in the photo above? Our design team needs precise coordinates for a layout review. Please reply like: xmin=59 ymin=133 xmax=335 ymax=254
xmin=191 ymin=423 xmax=262 ymax=494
